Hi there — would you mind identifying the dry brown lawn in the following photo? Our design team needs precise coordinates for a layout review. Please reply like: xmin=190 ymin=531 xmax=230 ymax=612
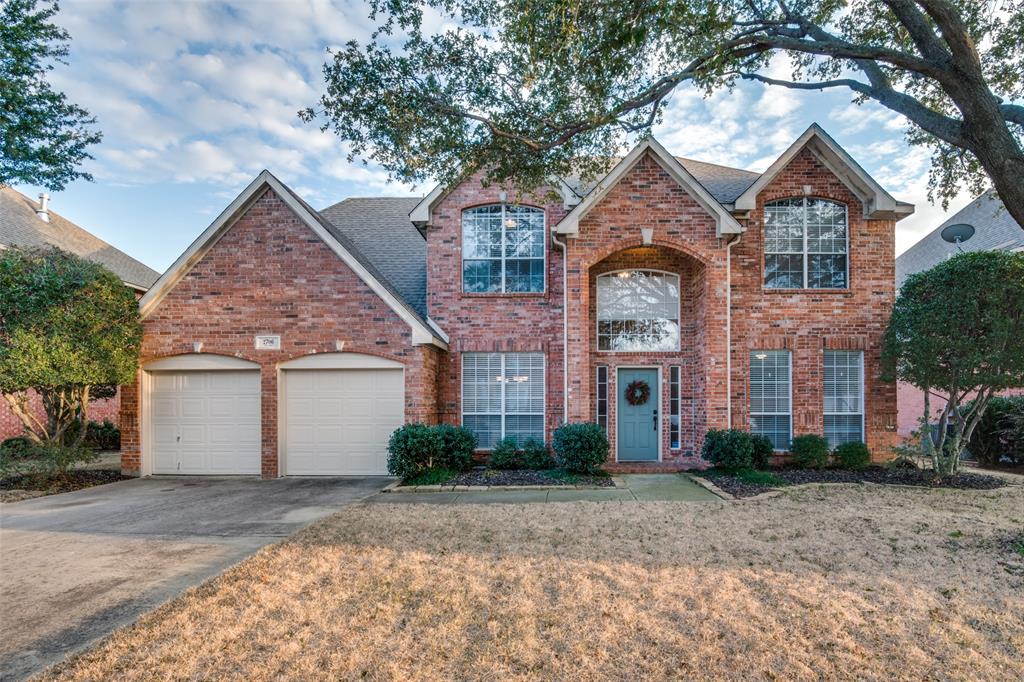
xmin=39 ymin=483 xmax=1024 ymax=681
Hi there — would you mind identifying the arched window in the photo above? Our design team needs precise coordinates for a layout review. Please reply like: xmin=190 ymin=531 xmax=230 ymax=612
xmin=764 ymin=198 xmax=848 ymax=289
xmin=597 ymin=270 xmax=680 ymax=351
xmin=462 ymin=205 xmax=545 ymax=293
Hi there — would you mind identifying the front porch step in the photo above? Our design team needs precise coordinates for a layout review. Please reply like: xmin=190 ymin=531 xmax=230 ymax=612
xmin=604 ymin=462 xmax=695 ymax=474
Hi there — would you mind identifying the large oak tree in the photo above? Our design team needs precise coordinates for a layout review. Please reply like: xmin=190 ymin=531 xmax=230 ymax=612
xmin=304 ymin=0 xmax=1024 ymax=228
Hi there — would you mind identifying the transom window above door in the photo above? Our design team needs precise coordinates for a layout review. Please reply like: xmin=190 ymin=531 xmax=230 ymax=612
xmin=597 ymin=270 xmax=680 ymax=351
xmin=764 ymin=198 xmax=848 ymax=289
xmin=462 ymin=205 xmax=545 ymax=293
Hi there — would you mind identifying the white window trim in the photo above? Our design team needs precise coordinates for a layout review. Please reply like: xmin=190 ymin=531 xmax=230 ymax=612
xmin=460 ymin=352 xmax=546 ymax=450
xmin=596 ymin=365 xmax=609 ymax=432
xmin=669 ymin=365 xmax=681 ymax=451
xmin=461 ymin=204 xmax=546 ymax=294
xmin=764 ymin=197 xmax=849 ymax=290
xmin=595 ymin=269 xmax=682 ymax=353
xmin=749 ymin=350 xmax=793 ymax=452
xmin=823 ymin=350 xmax=866 ymax=445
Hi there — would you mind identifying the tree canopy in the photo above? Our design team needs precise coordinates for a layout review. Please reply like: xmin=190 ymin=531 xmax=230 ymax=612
xmin=882 ymin=250 xmax=1024 ymax=474
xmin=0 ymin=0 xmax=102 ymax=190
xmin=0 ymin=248 xmax=141 ymax=445
xmin=303 ymin=0 xmax=1024 ymax=228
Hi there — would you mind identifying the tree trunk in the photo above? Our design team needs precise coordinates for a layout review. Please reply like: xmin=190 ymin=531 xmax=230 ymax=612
xmin=943 ymin=66 xmax=1024 ymax=230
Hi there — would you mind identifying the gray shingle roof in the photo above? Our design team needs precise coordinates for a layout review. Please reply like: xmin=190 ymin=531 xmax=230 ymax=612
xmin=0 ymin=186 xmax=159 ymax=290
xmin=676 ymin=157 xmax=760 ymax=204
xmin=318 ymin=197 xmax=426 ymax=319
xmin=896 ymin=191 xmax=1024 ymax=289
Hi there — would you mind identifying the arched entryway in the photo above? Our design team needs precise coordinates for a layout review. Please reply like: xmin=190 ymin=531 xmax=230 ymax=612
xmin=586 ymin=245 xmax=709 ymax=463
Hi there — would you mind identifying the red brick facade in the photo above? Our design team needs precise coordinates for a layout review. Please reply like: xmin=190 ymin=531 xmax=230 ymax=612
xmin=123 ymin=138 xmax=901 ymax=476
xmin=120 ymin=188 xmax=441 ymax=476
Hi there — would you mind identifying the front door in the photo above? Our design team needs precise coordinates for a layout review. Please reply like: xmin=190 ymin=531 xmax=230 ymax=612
xmin=617 ymin=368 xmax=659 ymax=461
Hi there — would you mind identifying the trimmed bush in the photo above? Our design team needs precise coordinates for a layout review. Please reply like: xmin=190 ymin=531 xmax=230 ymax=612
xmin=85 ymin=419 xmax=120 ymax=450
xmin=966 ymin=395 xmax=1024 ymax=467
xmin=750 ymin=434 xmax=774 ymax=470
xmin=386 ymin=423 xmax=443 ymax=479
xmin=834 ymin=441 xmax=871 ymax=470
xmin=521 ymin=438 xmax=555 ymax=469
xmin=1 ymin=436 xmax=35 ymax=460
xmin=552 ymin=422 xmax=609 ymax=474
xmin=490 ymin=436 xmax=521 ymax=469
xmin=791 ymin=434 xmax=830 ymax=469
xmin=434 ymin=424 xmax=476 ymax=471
xmin=701 ymin=429 xmax=754 ymax=471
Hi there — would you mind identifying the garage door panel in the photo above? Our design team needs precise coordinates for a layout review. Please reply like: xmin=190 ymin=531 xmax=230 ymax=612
xmin=149 ymin=370 xmax=260 ymax=475
xmin=284 ymin=368 xmax=403 ymax=476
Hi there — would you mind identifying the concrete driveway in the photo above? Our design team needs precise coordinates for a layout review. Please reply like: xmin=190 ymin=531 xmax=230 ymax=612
xmin=0 ymin=475 xmax=388 ymax=681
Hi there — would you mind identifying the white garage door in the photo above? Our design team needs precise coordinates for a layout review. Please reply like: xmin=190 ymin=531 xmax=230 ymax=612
xmin=284 ymin=369 xmax=404 ymax=475
xmin=150 ymin=371 xmax=261 ymax=475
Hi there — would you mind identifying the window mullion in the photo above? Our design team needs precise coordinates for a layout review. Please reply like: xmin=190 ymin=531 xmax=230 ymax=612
xmin=500 ymin=354 xmax=507 ymax=440
xmin=802 ymin=197 xmax=809 ymax=289
xmin=500 ymin=204 xmax=507 ymax=294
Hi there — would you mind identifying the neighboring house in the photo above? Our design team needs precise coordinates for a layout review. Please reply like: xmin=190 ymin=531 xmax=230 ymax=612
xmin=895 ymin=192 xmax=1024 ymax=436
xmin=122 ymin=123 xmax=913 ymax=477
xmin=0 ymin=187 xmax=160 ymax=440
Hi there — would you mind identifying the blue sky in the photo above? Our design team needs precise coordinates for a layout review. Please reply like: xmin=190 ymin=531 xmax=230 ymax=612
xmin=13 ymin=0 xmax=974 ymax=272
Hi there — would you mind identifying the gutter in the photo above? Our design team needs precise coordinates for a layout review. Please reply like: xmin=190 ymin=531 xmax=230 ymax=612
xmin=551 ymin=230 xmax=569 ymax=423
xmin=725 ymin=233 xmax=741 ymax=427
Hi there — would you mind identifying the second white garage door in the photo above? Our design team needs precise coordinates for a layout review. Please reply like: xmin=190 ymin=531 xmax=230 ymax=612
xmin=283 ymin=368 xmax=404 ymax=475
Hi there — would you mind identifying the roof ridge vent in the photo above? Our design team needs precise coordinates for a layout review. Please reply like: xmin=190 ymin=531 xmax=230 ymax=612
xmin=36 ymin=193 xmax=50 ymax=223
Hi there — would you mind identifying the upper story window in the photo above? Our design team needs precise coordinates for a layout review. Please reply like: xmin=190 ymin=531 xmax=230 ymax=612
xmin=462 ymin=205 xmax=545 ymax=293
xmin=597 ymin=270 xmax=680 ymax=351
xmin=764 ymin=198 xmax=848 ymax=289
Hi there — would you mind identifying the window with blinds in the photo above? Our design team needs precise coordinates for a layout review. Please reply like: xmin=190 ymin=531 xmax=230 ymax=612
xmin=824 ymin=350 xmax=864 ymax=447
xmin=750 ymin=350 xmax=791 ymax=450
xmin=764 ymin=198 xmax=848 ymax=289
xmin=596 ymin=270 xmax=680 ymax=351
xmin=462 ymin=353 xmax=544 ymax=448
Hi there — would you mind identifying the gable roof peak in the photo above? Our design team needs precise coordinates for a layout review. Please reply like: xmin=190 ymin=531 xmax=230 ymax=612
xmin=554 ymin=136 xmax=744 ymax=237
xmin=734 ymin=123 xmax=914 ymax=220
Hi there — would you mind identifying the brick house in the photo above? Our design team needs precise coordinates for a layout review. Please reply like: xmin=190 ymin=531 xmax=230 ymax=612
xmin=122 ymin=124 xmax=913 ymax=477
xmin=0 ymin=187 xmax=159 ymax=440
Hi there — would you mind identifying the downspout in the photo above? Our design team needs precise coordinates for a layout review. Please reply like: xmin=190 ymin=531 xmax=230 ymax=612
xmin=725 ymin=233 xmax=742 ymax=428
xmin=551 ymin=231 xmax=569 ymax=423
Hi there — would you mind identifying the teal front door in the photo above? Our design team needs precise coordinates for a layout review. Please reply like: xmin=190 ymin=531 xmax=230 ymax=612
xmin=617 ymin=368 xmax=659 ymax=461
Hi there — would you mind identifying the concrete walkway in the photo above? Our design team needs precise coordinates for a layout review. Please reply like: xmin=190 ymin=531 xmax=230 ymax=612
xmin=366 ymin=473 xmax=722 ymax=505
xmin=0 ymin=476 xmax=387 ymax=681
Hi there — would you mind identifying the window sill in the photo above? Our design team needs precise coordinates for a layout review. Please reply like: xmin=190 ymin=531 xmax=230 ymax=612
xmin=461 ymin=291 xmax=548 ymax=298
xmin=761 ymin=288 xmax=851 ymax=295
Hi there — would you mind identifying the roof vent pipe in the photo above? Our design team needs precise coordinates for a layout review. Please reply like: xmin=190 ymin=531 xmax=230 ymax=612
xmin=36 ymin=193 xmax=50 ymax=222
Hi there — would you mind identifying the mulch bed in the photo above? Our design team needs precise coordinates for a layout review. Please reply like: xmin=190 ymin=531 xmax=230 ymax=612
xmin=0 ymin=469 xmax=130 ymax=502
xmin=701 ymin=467 xmax=1009 ymax=499
xmin=444 ymin=468 xmax=615 ymax=487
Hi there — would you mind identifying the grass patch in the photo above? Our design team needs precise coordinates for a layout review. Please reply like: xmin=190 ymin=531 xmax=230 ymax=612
xmin=401 ymin=467 xmax=457 ymax=486
xmin=705 ymin=468 xmax=786 ymax=487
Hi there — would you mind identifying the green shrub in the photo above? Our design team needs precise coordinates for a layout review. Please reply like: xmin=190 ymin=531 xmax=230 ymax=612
xmin=1 ymin=436 xmax=35 ymax=460
xmin=552 ymin=422 xmax=609 ymax=474
xmin=791 ymin=435 xmax=830 ymax=469
xmin=834 ymin=441 xmax=871 ymax=470
xmin=490 ymin=436 xmax=521 ymax=469
xmin=33 ymin=443 xmax=98 ymax=478
xmin=434 ymin=424 xmax=476 ymax=471
xmin=84 ymin=419 xmax=120 ymax=450
xmin=403 ymin=467 xmax=457 ymax=486
xmin=966 ymin=396 xmax=1024 ymax=467
xmin=521 ymin=438 xmax=554 ymax=469
xmin=750 ymin=434 xmax=774 ymax=470
xmin=701 ymin=429 xmax=754 ymax=471
xmin=386 ymin=423 xmax=443 ymax=479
